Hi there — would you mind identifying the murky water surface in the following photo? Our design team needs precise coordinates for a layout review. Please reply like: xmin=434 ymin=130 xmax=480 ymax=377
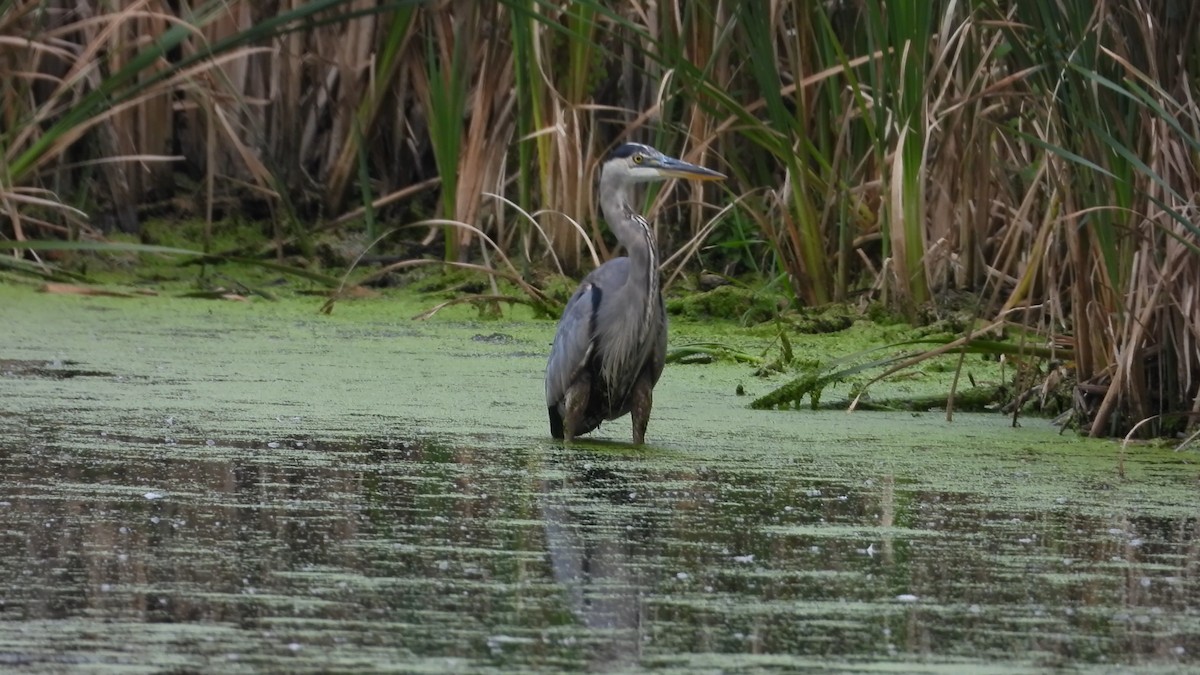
xmin=1 ymin=289 xmax=1197 ymax=672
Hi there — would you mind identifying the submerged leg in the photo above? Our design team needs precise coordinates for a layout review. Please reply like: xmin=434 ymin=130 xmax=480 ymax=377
xmin=561 ymin=372 xmax=591 ymax=442
xmin=548 ymin=406 xmax=565 ymax=439
xmin=629 ymin=371 xmax=654 ymax=445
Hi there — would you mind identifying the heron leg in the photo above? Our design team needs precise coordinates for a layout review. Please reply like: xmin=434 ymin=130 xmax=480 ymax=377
xmin=548 ymin=406 xmax=565 ymax=439
xmin=562 ymin=372 xmax=591 ymax=442
xmin=630 ymin=370 xmax=654 ymax=445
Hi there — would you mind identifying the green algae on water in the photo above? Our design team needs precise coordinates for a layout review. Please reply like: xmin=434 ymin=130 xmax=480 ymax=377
xmin=0 ymin=284 xmax=1196 ymax=672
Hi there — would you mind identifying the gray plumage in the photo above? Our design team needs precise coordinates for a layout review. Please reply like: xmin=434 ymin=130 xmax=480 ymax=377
xmin=545 ymin=143 xmax=725 ymax=444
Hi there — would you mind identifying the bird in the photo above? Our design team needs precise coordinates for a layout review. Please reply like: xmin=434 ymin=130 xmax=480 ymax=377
xmin=545 ymin=142 xmax=725 ymax=444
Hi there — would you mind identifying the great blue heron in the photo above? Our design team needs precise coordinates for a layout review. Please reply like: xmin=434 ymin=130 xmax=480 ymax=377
xmin=545 ymin=142 xmax=725 ymax=444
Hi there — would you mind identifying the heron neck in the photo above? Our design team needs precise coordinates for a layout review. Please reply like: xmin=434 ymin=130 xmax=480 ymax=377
xmin=599 ymin=172 xmax=661 ymax=359
xmin=599 ymin=178 xmax=658 ymax=275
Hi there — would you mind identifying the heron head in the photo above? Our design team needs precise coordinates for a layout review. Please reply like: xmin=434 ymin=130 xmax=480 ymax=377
xmin=604 ymin=143 xmax=726 ymax=184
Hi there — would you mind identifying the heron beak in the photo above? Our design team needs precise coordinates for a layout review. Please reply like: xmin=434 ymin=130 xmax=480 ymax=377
xmin=654 ymin=156 xmax=726 ymax=182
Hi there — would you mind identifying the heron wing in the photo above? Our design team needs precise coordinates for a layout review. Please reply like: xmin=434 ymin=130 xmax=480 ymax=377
xmin=544 ymin=258 xmax=631 ymax=408
xmin=650 ymin=292 xmax=668 ymax=384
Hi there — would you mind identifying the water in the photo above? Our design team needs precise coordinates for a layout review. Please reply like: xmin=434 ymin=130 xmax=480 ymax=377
xmin=1 ymin=289 xmax=1196 ymax=672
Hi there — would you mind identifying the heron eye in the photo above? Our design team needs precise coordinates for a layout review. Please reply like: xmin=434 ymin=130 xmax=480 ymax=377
xmin=632 ymin=154 xmax=643 ymax=164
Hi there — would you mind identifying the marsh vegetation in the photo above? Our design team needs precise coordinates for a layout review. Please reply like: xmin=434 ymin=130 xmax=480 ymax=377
xmin=3 ymin=1 xmax=1199 ymax=438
